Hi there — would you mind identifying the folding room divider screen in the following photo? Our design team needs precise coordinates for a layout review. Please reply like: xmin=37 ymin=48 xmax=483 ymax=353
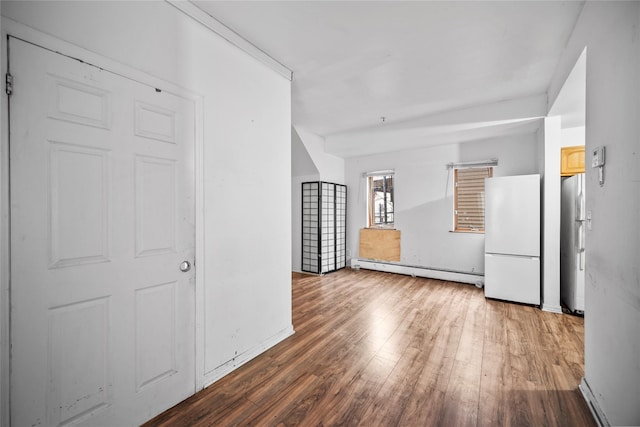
xmin=301 ymin=181 xmax=347 ymax=274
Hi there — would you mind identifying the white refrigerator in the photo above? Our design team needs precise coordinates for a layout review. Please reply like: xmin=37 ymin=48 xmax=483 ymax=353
xmin=484 ymin=174 xmax=541 ymax=305
xmin=560 ymin=173 xmax=586 ymax=313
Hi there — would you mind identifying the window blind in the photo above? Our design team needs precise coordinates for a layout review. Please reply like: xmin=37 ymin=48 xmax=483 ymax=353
xmin=454 ymin=167 xmax=492 ymax=232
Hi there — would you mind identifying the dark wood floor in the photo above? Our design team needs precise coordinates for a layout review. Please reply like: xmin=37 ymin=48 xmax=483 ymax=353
xmin=145 ymin=269 xmax=595 ymax=426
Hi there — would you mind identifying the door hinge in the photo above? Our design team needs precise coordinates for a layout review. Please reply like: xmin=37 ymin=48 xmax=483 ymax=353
xmin=5 ymin=73 xmax=13 ymax=96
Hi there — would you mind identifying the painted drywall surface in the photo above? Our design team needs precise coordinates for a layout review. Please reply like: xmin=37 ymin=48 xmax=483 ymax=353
xmin=0 ymin=11 xmax=5 ymax=426
xmin=542 ymin=117 xmax=562 ymax=313
xmin=548 ymin=2 xmax=640 ymax=425
xmin=325 ymin=95 xmax=547 ymax=158
xmin=549 ymin=48 xmax=586 ymax=130
xmin=1 ymin=0 xmax=292 ymax=386
xmin=295 ymin=127 xmax=345 ymax=183
xmin=561 ymin=126 xmax=585 ymax=148
xmin=291 ymin=127 xmax=344 ymax=271
xmin=535 ymin=127 xmax=546 ymax=312
xmin=292 ymin=128 xmax=319 ymax=177
xmin=543 ymin=48 xmax=585 ymax=313
xmin=345 ymin=133 xmax=539 ymax=275
xmin=291 ymin=129 xmax=320 ymax=272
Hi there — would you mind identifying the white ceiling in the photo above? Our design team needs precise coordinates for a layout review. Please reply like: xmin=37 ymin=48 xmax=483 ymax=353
xmin=192 ymin=1 xmax=584 ymax=157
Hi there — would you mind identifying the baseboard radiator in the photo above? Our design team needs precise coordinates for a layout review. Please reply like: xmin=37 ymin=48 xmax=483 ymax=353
xmin=351 ymin=258 xmax=484 ymax=286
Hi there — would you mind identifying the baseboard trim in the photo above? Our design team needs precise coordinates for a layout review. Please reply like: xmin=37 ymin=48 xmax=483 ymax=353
xmin=541 ymin=304 xmax=563 ymax=314
xmin=579 ymin=377 xmax=610 ymax=427
xmin=202 ymin=325 xmax=295 ymax=389
xmin=351 ymin=259 xmax=483 ymax=285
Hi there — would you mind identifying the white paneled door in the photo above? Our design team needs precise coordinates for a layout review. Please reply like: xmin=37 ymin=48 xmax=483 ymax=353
xmin=9 ymin=38 xmax=196 ymax=426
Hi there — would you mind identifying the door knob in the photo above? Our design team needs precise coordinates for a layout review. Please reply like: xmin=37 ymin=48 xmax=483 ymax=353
xmin=179 ymin=261 xmax=191 ymax=272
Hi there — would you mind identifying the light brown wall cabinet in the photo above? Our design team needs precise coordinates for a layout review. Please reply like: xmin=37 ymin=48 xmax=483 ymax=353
xmin=561 ymin=145 xmax=585 ymax=176
xmin=359 ymin=228 xmax=401 ymax=262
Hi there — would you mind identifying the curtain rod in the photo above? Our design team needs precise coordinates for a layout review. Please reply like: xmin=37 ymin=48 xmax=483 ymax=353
xmin=362 ymin=169 xmax=395 ymax=178
xmin=446 ymin=158 xmax=498 ymax=170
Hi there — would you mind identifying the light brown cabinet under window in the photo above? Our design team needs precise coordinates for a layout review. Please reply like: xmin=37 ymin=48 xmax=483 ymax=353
xmin=561 ymin=145 xmax=585 ymax=176
xmin=359 ymin=228 xmax=400 ymax=262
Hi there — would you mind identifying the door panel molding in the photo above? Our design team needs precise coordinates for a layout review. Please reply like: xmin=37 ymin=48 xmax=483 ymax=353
xmin=1 ymin=18 xmax=205 ymax=425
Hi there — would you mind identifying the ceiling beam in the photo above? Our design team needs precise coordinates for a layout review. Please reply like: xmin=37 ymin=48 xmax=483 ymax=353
xmin=165 ymin=0 xmax=293 ymax=81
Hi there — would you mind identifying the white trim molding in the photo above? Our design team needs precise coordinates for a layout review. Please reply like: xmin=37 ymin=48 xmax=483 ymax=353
xmin=541 ymin=304 xmax=563 ymax=314
xmin=203 ymin=326 xmax=294 ymax=388
xmin=579 ymin=377 xmax=610 ymax=427
xmin=166 ymin=0 xmax=293 ymax=81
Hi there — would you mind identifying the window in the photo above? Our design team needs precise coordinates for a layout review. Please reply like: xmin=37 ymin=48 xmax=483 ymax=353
xmin=367 ymin=173 xmax=394 ymax=227
xmin=454 ymin=167 xmax=492 ymax=232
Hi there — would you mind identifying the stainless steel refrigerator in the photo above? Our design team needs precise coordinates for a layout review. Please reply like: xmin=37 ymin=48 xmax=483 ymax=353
xmin=560 ymin=173 xmax=586 ymax=313
xmin=484 ymin=174 xmax=541 ymax=305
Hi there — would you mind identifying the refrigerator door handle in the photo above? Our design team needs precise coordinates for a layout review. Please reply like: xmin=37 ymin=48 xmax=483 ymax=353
xmin=486 ymin=253 xmax=538 ymax=260
xmin=577 ymin=222 xmax=586 ymax=271
xmin=576 ymin=179 xmax=585 ymax=221
xmin=577 ymin=223 xmax=585 ymax=251
xmin=576 ymin=200 xmax=585 ymax=221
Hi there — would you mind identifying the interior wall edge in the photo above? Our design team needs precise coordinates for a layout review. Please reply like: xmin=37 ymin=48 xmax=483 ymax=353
xmin=202 ymin=325 xmax=295 ymax=389
xmin=579 ymin=377 xmax=609 ymax=427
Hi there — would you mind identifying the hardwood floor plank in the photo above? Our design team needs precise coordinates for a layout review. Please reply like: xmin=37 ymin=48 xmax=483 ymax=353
xmin=144 ymin=269 xmax=596 ymax=427
xmin=397 ymin=283 xmax=474 ymax=425
xmin=393 ymin=282 xmax=455 ymax=425
xmin=439 ymin=285 xmax=486 ymax=427
xmin=478 ymin=301 xmax=513 ymax=427
xmin=321 ymin=354 xmax=396 ymax=426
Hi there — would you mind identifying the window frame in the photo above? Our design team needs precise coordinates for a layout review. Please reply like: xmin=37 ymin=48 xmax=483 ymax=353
xmin=367 ymin=173 xmax=395 ymax=228
xmin=453 ymin=166 xmax=493 ymax=233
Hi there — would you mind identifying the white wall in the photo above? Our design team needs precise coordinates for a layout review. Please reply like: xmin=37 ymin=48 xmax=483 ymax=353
xmin=541 ymin=116 xmax=562 ymax=313
xmin=561 ymin=126 xmax=585 ymax=148
xmin=542 ymin=49 xmax=586 ymax=313
xmin=345 ymin=133 xmax=539 ymax=275
xmin=291 ymin=128 xmax=319 ymax=272
xmin=295 ymin=127 xmax=344 ymax=184
xmin=291 ymin=127 xmax=344 ymax=272
xmin=0 ymin=0 xmax=292 ymax=397
xmin=548 ymin=2 xmax=640 ymax=425
xmin=0 ymin=11 xmax=4 ymax=425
